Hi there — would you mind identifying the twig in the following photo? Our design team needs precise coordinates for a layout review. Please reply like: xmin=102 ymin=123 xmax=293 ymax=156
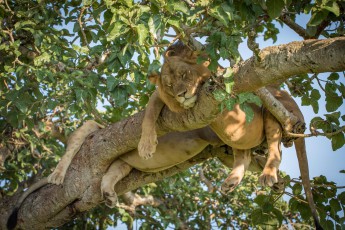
xmin=286 ymin=125 xmax=345 ymax=138
xmin=78 ymin=7 xmax=91 ymax=49
xmin=255 ymin=87 xmax=300 ymax=132
xmin=199 ymin=166 xmax=215 ymax=193
xmin=279 ymin=13 xmax=308 ymax=39
xmin=3 ymin=29 xmax=15 ymax=42
xmin=291 ymin=179 xmax=345 ymax=189
xmin=247 ymin=29 xmax=261 ymax=62
xmin=4 ymin=0 xmax=14 ymax=14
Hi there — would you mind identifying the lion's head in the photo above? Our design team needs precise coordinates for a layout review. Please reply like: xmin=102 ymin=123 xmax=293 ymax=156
xmin=149 ymin=42 xmax=211 ymax=113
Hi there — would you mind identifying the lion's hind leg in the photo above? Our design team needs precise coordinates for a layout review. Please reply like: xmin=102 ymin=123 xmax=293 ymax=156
xmin=221 ymin=149 xmax=251 ymax=193
xmin=101 ymin=159 xmax=132 ymax=208
xmin=48 ymin=120 xmax=104 ymax=185
xmin=259 ymin=112 xmax=282 ymax=187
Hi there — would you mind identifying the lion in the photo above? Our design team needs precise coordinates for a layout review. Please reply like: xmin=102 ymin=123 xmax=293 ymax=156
xmin=7 ymin=121 xmax=281 ymax=229
xmin=138 ymin=42 xmax=322 ymax=229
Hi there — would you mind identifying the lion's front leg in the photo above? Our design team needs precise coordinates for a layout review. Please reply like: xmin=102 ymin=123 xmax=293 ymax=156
xmin=138 ymin=91 xmax=165 ymax=159
xmin=221 ymin=149 xmax=251 ymax=193
xmin=138 ymin=129 xmax=158 ymax=160
xmin=259 ymin=113 xmax=282 ymax=187
xmin=101 ymin=159 xmax=132 ymax=208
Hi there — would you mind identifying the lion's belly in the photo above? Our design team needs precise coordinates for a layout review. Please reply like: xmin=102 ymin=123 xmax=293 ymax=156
xmin=120 ymin=131 xmax=209 ymax=173
xmin=210 ymin=104 xmax=265 ymax=149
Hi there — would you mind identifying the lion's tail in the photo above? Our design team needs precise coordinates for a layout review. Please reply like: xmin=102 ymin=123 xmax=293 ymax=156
xmin=294 ymin=138 xmax=323 ymax=230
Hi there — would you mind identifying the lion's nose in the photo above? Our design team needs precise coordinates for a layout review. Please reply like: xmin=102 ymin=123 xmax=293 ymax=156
xmin=177 ymin=90 xmax=187 ymax=98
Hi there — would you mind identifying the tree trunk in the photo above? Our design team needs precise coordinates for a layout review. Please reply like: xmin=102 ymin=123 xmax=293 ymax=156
xmin=0 ymin=37 xmax=344 ymax=229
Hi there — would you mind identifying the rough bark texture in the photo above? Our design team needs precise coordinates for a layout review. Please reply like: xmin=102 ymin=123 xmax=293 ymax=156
xmin=233 ymin=37 xmax=345 ymax=93
xmin=0 ymin=37 xmax=344 ymax=229
xmin=255 ymin=87 xmax=300 ymax=131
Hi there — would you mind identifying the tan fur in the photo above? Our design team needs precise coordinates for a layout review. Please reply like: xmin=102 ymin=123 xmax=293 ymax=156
xmin=138 ymin=43 xmax=211 ymax=159
xmin=102 ymin=127 xmax=283 ymax=208
xmin=138 ymin=42 xmax=322 ymax=228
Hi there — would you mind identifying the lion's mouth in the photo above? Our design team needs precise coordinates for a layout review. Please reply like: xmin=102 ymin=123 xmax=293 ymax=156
xmin=176 ymin=95 xmax=197 ymax=109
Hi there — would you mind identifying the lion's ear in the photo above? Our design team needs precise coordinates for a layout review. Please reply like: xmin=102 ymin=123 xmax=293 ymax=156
xmin=196 ymin=65 xmax=211 ymax=79
xmin=148 ymin=71 xmax=160 ymax=85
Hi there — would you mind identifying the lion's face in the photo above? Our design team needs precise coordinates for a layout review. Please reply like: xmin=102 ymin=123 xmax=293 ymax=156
xmin=153 ymin=55 xmax=211 ymax=112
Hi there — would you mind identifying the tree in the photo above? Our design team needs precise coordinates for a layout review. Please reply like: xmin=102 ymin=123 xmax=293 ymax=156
xmin=0 ymin=0 xmax=344 ymax=229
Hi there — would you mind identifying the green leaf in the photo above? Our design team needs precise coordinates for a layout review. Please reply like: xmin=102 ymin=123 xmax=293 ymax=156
xmin=328 ymin=73 xmax=339 ymax=81
xmin=330 ymin=198 xmax=342 ymax=213
xmin=107 ymin=77 xmax=118 ymax=91
xmin=107 ymin=22 xmax=129 ymax=41
xmin=325 ymin=112 xmax=340 ymax=125
xmin=310 ymin=89 xmax=321 ymax=113
xmin=338 ymin=192 xmax=345 ymax=205
xmin=331 ymin=132 xmax=345 ymax=151
xmin=240 ymin=103 xmax=254 ymax=123
xmin=238 ymin=92 xmax=262 ymax=106
xmin=213 ymin=89 xmax=227 ymax=102
xmin=326 ymin=94 xmax=343 ymax=112
xmin=254 ymin=194 xmax=267 ymax=206
xmin=266 ymin=0 xmax=285 ymax=19
xmin=167 ymin=17 xmax=180 ymax=29
xmin=14 ymin=20 xmax=36 ymax=30
xmin=322 ymin=1 xmax=340 ymax=16
xmin=292 ymin=183 xmax=303 ymax=195
xmin=172 ymin=1 xmax=189 ymax=14
xmin=225 ymin=98 xmax=236 ymax=111
xmin=308 ymin=11 xmax=328 ymax=26
xmin=148 ymin=60 xmax=161 ymax=75
xmin=209 ymin=5 xmax=229 ymax=26
xmin=136 ymin=24 xmax=149 ymax=46
xmin=34 ymin=52 xmax=51 ymax=66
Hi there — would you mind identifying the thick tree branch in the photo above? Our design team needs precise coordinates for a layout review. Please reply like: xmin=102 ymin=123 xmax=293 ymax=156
xmin=255 ymin=87 xmax=300 ymax=132
xmin=1 ymin=37 xmax=344 ymax=229
xmin=232 ymin=37 xmax=345 ymax=93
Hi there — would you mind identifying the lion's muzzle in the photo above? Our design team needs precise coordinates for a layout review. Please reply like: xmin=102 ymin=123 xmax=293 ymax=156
xmin=176 ymin=94 xmax=197 ymax=109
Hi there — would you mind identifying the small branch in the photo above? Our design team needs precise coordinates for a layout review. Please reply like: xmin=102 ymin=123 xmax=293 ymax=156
xmin=291 ymin=179 xmax=345 ymax=189
xmin=3 ymin=29 xmax=15 ymax=42
xmin=199 ymin=166 xmax=215 ymax=193
xmin=78 ymin=7 xmax=90 ymax=49
xmin=4 ymin=0 xmax=14 ymax=14
xmin=120 ymin=191 xmax=162 ymax=212
xmin=247 ymin=29 xmax=261 ymax=62
xmin=315 ymin=20 xmax=331 ymax=38
xmin=255 ymin=87 xmax=300 ymax=132
xmin=279 ymin=13 xmax=308 ymax=39
xmin=286 ymin=125 xmax=345 ymax=138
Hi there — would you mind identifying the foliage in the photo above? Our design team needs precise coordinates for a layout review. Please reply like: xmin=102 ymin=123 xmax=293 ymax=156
xmin=0 ymin=0 xmax=344 ymax=229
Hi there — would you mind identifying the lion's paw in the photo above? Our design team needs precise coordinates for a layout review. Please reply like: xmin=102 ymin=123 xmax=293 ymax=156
xmin=272 ymin=180 xmax=285 ymax=193
xmin=104 ymin=191 xmax=118 ymax=208
xmin=259 ymin=167 xmax=278 ymax=187
xmin=48 ymin=168 xmax=66 ymax=185
xmin=138 ymin=135 xmax=157 ymax=160
xmin=221 ymin=174 xmax=243 ymax=194
xmin=101 ymin=186 xmax=118 ymax=208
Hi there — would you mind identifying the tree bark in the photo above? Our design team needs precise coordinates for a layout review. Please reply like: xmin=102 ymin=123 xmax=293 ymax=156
xmin=0 ymin=37 xmax=344 ymax=229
